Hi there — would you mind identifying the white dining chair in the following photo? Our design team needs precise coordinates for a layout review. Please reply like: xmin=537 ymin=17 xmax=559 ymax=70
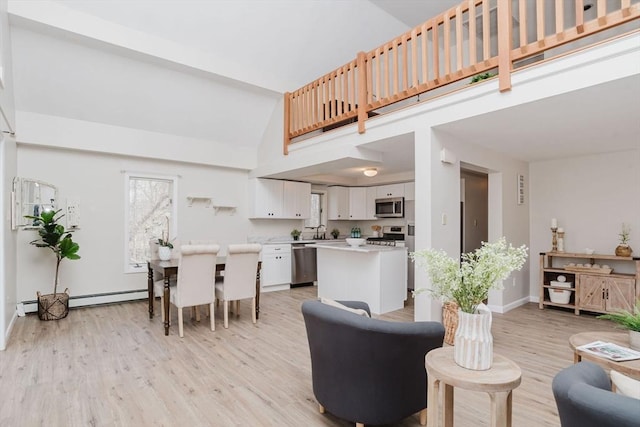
xmin=215 ymin=244 xmax=262 ymax=329
xmin=150 ymin=239 xmax=180 ymax=323
xmin=169 ymin=243 xmax=220 ymax=337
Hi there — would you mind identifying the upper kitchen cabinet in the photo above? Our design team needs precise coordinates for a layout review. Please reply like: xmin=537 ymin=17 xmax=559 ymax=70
xmin=249 ymin=179 xmax=311 ymax=219
xmin=348 ymin=187 xmax=377 ymax=220
xmin=250 ymin=178 xmax=283 ymax=218
xmin=376 ymin=183 xmax=404 ymax=198
xmin=328 ymin=186 xmax=349 ymax=220
xmin=283 ymin=181 xmax=311 ymax=218
xmin=404 ymin=182 xmax=415 ymax=201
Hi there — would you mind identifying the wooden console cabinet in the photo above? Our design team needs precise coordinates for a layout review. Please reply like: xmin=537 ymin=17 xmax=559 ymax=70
xmin=539 ymin=252 xmax=640 ymax=315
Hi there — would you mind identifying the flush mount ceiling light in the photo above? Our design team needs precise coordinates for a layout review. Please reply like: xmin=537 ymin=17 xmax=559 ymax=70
xmin=363 ymin=168 xmax=378 ymax=177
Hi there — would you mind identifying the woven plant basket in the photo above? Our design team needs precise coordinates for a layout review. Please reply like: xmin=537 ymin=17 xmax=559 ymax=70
xmin=442 ymin=301 xmax=459 ymax=346
xmin=37 ymin=288 xmax=70 ymax=321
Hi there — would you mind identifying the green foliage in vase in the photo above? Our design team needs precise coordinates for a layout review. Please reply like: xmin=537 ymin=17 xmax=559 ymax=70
xmin=25 ymin=209 xmax=81 ymax=296
xmin=411 ymin=237 xmax=528 ymax=314
xmin=619 ymin=223 xmax=631 ymax=245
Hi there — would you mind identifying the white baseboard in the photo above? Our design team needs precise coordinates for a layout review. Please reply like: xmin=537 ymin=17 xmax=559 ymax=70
xmin=1 ymin=310 xmax=19 ymax=351
xmin=488 ymin=296 xmax=532 ymax=314
xmin=261 ymin=284 xmax=290 ymax=293
xmin=21 ymin=289 xmax=148 ymax=313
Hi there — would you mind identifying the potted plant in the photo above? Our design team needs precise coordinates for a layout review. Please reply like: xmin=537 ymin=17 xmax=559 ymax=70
xmin=25 ymin=209 xmax=81 ymax=321
xmin=615 ymin=223 xmax=633 ymax=257
xmin=157 ymin=237 xmax=173 ymax=260
xmin=291 ymin=229 xmax=301 ymax=241
xmin=598 ymin=300 xmax=640 ymax=350
xmin=411 ymin=238 xmax=528 ymax=369
xmin=470 ymin=72 xmax=495 ymax=84
xmin=330 ymin=228 xmax=340 ymax=239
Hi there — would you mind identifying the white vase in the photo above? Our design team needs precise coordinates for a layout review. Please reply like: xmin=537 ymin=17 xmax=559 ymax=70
xmin=158 ymin=246 xmax=172 ymax=261
xmin=630 ymin=330 xmax=640 ymax=351
xmin=454 ymin=303 xmax=493 ymax=370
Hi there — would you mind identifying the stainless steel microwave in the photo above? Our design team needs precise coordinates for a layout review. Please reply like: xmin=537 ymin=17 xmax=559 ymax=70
xmin=375 ymin=197 xmax=404 ymax=218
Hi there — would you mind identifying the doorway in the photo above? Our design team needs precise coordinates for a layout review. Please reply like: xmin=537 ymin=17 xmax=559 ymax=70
xmin=460 ymin=170 xmax=488 ymax=255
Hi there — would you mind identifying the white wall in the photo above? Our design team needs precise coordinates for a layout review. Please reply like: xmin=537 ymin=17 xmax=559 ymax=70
xmin=15 ymin=144 xmax=302 ymax=306
xmin=529 ymin=149 xmax=640 ymax=298
xmin=0 ymin=0 xmax=17 ymax=351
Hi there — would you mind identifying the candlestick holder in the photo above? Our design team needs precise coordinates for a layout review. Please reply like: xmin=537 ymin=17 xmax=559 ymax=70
xmin=557 ymin=230 xmax=565 ymax=252
xmin=551 ymin=227 xmax=558 ymax=252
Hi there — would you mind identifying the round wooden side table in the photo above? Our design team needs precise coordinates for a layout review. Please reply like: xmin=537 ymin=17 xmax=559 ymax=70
xmin=425 ymin=347 xmax=522 ymax=427
xmin=569 ymin=331 xmax=640 ymax=379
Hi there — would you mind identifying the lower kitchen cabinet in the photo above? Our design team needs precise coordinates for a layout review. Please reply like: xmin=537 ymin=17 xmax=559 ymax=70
xmin=261 ymin=244 xmax=292 ymax=292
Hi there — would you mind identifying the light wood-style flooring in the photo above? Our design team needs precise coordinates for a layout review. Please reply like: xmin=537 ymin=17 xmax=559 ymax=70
xmin=0 ymin=286 xmax=620 ymax=426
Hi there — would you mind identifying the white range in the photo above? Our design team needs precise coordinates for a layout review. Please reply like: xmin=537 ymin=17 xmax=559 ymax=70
xmin=306 ymin=242 xmax=408 ymax=315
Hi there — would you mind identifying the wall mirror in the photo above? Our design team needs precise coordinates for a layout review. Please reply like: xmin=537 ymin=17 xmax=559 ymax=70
xmin=12 ymin=177 xmax=58 ymax=229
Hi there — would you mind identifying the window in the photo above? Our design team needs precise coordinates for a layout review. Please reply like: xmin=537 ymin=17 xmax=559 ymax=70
xmin=305 ymin=192 xmax=326 ymax=229
xmin=124 ymin=173 xmax=178 ymax=273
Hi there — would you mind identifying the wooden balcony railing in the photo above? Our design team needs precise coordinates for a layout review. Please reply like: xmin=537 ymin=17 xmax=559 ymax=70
xmin=284 ymin=0 xmax=639 ymax=154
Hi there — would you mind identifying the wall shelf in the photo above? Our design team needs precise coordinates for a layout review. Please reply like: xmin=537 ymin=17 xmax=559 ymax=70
xmin=186 ymin=196 xmax=212 ymax=207
xmin=212 ymin=205 xmax=236 ymax=215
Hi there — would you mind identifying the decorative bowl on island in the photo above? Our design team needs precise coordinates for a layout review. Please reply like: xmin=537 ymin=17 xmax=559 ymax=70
xmin=345 ymin=238 xmax=366 ymax=247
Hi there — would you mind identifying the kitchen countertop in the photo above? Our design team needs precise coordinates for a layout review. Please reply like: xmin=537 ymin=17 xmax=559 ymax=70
xmin=258 ymin=239 xmax=345 ymax=245
xmin=306 ymin=242 xmax=406 ymax=253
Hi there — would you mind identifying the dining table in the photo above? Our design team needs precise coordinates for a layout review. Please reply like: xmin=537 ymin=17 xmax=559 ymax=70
xmin=147 ymin=257 xmax=262 ymax=335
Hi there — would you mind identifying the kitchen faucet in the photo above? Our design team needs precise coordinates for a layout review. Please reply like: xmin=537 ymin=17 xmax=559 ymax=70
xmin=314 ymin=224 xmax=325 ymax=239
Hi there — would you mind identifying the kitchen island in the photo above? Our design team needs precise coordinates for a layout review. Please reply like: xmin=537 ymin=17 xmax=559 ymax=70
xmin=306 ymin=242 xmax=407 ymax=315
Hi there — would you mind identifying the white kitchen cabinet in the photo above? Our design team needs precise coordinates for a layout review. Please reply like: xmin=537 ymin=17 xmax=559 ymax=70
xmin=328 ymin=186 xmax=349 ymax=220
xmin=404 ymin=182 xmax=415 ymax=201
xmin=261 ymin=244 xmax=292 ymax=290
xmin=249 ymin=178 xmax=283 ymax=218
xmin=249 ymin=179 xmax=310 ymax=219
xmin=348 ymin=187 xmax=377 ymax=220
xmin=377 ymin=183 xmax=405 ymax=198
xmin=283 ymin=181 xmax=311 ymax=218
xmin=348 ymin=187 xmax=366 ymax=220
xmin=365 ymin=187 xmax=377 ymax=219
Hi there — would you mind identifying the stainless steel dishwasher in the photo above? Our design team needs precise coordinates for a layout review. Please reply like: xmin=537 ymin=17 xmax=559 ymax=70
xmin=291 ymin=243 xmax=317 ymax=286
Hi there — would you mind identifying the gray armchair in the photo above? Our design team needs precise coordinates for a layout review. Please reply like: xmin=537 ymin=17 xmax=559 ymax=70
xmin=301 ymin=300 xmax=445 ymax=426
xmin=552 ymin=361 xmax=640 ymax=427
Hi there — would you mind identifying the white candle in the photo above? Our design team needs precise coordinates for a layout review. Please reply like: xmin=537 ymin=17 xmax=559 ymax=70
xmin=551 ymin=218 xmax=557 ymax=228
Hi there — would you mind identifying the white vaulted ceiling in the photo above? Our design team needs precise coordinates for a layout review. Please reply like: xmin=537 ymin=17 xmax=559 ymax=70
xmin=8 ymin=0 xmax=640 ymax=181
xmin=8 ymin=0 xmax=416 ymax=148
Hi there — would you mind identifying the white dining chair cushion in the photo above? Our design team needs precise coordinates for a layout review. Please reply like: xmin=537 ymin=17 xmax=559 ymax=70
xmin=172 ymin=244 xmax=219 ymax=308
xmin=227 ymin=243 xmax=263 ymax=255
xmin=180 ymin=244 xmax=220 ymax=256
xmin=215 ymin=244 xmax=261 ymax=301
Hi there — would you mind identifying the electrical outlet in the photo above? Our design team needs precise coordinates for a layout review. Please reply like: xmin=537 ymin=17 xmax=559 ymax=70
xmin=66 ymin=199 xmax=80 ymax=228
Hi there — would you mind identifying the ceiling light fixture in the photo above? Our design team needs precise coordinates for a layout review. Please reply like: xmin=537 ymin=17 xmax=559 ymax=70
xmin=363 ymin=168 xmax=378 ymax=177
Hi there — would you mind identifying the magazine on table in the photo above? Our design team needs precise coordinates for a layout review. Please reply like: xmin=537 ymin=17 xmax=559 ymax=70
xmin=577 ymin=340 xmax=640 ymax=362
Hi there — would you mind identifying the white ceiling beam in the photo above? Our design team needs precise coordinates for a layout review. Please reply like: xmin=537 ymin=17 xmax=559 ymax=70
xmin=7 ymin=0 xmax=283 ymax=95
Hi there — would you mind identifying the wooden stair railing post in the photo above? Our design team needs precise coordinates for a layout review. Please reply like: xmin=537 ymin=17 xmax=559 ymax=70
xmin=497 ymin=0 xmax=513 ymax=92
xmin=283 ymin=91 xmax=291 ymax=155
xmin=357 ymin=51 xmax=368 ymax=134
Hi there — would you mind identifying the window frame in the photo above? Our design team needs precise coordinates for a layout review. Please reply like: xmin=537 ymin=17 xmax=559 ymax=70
xmin=124 ymin=172 xmax=178 ymax=274
xmin=305 ymin=190 xmax=327 ymax=230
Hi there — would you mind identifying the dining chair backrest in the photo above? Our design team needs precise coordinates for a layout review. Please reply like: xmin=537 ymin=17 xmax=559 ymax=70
xmin=175 ymin=244 xmax=220 ymax=307
xmin=221 ymin=244 xmax=262 ymax=301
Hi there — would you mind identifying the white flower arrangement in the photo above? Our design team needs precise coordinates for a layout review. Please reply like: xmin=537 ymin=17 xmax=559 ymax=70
xmin=411 ymin=237 xmax=528 ymax=314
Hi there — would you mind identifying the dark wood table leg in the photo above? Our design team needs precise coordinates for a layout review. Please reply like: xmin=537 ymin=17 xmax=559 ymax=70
xmin=164 ymin=276 xmax=170 ymax=335
xmin=147 ymin=262 xmax=154 ymax=319
xmin=255 ymin=263 xmax=261 ymax=319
